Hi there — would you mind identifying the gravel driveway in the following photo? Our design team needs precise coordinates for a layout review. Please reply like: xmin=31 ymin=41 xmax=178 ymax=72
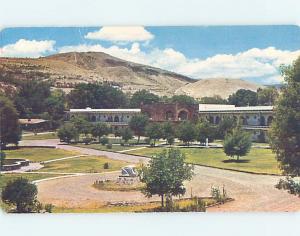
xmin=22 ymin=139 xmax=300 ymax=212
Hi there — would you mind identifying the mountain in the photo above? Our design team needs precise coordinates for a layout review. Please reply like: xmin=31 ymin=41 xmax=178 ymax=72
xmin=0 ymin=52 xmax=194 ymax=96
xmin=175 ymin=78 xmax=263 ymax=99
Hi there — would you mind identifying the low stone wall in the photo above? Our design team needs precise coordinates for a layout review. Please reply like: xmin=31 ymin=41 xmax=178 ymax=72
xmin=1 ymin=159 xmax=30 ymax=171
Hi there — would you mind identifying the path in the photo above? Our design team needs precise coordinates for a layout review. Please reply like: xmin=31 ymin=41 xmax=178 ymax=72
xmin=20 ymin=139 xmax=300 ymax=211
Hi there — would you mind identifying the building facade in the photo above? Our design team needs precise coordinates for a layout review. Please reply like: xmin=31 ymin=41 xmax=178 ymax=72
xmin=67 ymin=103 xmax=274 ymax=141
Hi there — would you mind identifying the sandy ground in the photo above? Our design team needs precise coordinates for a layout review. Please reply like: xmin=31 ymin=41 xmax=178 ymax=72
xmin=22 ymin=139 xmax=300 ymax=212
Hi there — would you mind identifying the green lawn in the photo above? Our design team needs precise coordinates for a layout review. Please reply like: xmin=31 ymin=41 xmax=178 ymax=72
xmin=4 ymin=148 xmax=80 ymax=162
xmin=38 ymin=156 xmax=128 ymax=173
xmin=128 ymin=147 xmax=280 ymax=175
xmin=74 ymin=143 xmax=137 ymax=152
xmin=22 ymin=132 xmax=58 ymax=140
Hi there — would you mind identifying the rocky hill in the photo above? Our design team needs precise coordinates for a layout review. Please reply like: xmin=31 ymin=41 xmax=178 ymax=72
xmin=0 ymin=52 xmax=193 ymax=96
xmin=175 ymin=78 xmax=263 ymax=99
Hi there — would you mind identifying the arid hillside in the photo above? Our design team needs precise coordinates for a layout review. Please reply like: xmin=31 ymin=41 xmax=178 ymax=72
xmin=175 ymin=78 xmax=263 ymax=99
xmin=0 ymin=52 xmax=194 ymax=96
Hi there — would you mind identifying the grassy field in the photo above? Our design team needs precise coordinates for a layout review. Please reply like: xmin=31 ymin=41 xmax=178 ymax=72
xmin=128 ymin=147 xmax=280 ymax=175
xmin=38 ymin=156 xmax=128 ymax=173
xmin=4 ymin=148 xmax=80 ymax=162
xmin=22 ymin=132 xmax=58 ymax=140
xmin=53 ymin=197 xmax=216 ymax=213
xmin=74 ymin=143 xmax=137 ymax=152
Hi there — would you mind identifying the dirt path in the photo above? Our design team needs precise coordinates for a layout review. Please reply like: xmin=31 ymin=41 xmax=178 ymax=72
xmin=22 ymin=139 xmax=300 ymax=212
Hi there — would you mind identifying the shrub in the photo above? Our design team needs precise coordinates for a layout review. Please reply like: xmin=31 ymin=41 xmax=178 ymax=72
xmin=211 ymin=186 xmax=227 ymax=204
xmin=106 ymin=143 xmax=112 ymax=149
xmin=1 ymin=178 xmax=38 ymax=213
xmin=275 ymin=177 xmax=300 ymax=196
xmin=45 ymin=203 xmax=54 ymax=213
xmin=103 ymin=162 xmax=110 ymax=169
xmin=100 ymin=136 xmax=109 ymax=145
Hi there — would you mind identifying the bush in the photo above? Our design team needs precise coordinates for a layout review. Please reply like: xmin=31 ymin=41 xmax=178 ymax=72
xmin=211 ymin=186 xmax=227 ymax=204
xmin=1 ymin=178 xmax=38 ymax=213
xmin=106 ymin=143 xmax=112 ymax=149
xmin=45 ymin=203 xmax=54 ymax=213
xmin=103 ymin=162 xmax=110 ymax=169
xmin=100 ymin=136 xmax=109 ymax=145
xmin=275 ymin=177 xmax=300 ymax=196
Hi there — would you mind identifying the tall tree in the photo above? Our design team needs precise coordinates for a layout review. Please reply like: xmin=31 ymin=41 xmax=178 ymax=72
xmin=57 ymin=123 xmax=78 ymax=143
xmin=223 ymin=129 xmax=252 ymax=161
xmin=145 ymin=123 xmax=162 ymax=146
xmin=0 ymin=96 xmax=21 ymax=148
xmin=170 ymin=95 xmax=196 ymax=105
xmin=176 ymin=121 xmax=196 ymax=146
xmin=257 ymin=87 xmax=279 ymax=105
xmin=199 ymin=95 xmax=228 ymax=104
xmin=269 ymin=58 xmax=300 ymax=176
xmin=15 ymin=80 xmax=51 ymax=117
xmin=129 ymin=114 xmax=149 ymax=143
xmin=121 ymin=127 xmax=133 ymax=144
xmin=67 ymin=83 xmax=128 ymax=109
xmin=91 ymin=122 xmax=110 ymax=142
xmin=228 ymin=89 xmax=258 ymax=106
xmin=129 ymin=90 xmax=160 ymax=108
xmin=196 ymin=121 xmax=216 ymax=144
xmin=139 ymin=149 xmax=194 ymax=208
xmin=217 ymin=116 xmax=237 ymax=139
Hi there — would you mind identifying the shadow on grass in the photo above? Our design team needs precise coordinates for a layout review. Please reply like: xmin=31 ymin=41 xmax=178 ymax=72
xmin=222 ymin=159 xmax=250 ymax=163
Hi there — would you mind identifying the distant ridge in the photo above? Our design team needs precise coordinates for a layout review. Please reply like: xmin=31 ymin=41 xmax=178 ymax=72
xmin=0 ymin=51 xmax=194 ymax=96
xmin=175 ymin=78 xmax=263 ymax=99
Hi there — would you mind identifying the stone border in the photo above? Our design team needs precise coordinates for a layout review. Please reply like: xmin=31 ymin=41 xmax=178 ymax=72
xmin=1 ymin=159 xmax=30 ymax=171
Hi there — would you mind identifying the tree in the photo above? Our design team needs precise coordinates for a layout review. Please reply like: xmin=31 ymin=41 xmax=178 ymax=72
xmin=70 ymin=116 xmax=91 ymax=138
xmin=176 ymin=121 xmax=196 ymax=146
xmin=223 ymin=129 xmax=252 ymax=161
xmin=139 ymin=149 xmax=194 ymax=208
xmin=228 ymin=89 xmax=258 ymax=106
xmin=170 ymin=95 xmax=196 ymax=105
xmin=199 ymin=95 xmax=228 ymax=104
xmin=1 ymin=178 xmax=38 ymax=213
xmin=196 ymin=121 xmax=216 ymax=144
xmin=269 ymin=58 xmax=300 ymax=176
xmin=44 ymin=89 xmax=66 ymax=128
xmin=161 ymin=122 xmax=175 ymax=139
xmin=217 ymin=116 xmax=237 ymax=139
xmin=257 ymin=87 xmax=279 ymax=105
xmin=145 ymin=123 xmax=162 ymax=146
xmin=57 ymin=123 xmax=78 ymax=143
xmin=67 ymin=83 xmax=128 ymax=109
xmin=121 ymin=127 xmax=133 ymax=144
xmin=129 ymin=90 xmax=160 ymax=108
xmin=129 ymin=114 xmax=149 ymax=143
xmin=14 ymin=80 xmax=51 ymax=117
xmin=0 ymin=96 xmax=21 ymax=148
xmin=91 ymin=122 xmax=110 ymax=142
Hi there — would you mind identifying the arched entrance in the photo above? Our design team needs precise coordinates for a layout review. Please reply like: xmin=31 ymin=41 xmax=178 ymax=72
xmin=178 ymin=110 xmax=188 ymax=121
xmin=260 ymin=116 xmax=266 ymax=126
xmin=114 ymin=116 xmax=120 ymax=122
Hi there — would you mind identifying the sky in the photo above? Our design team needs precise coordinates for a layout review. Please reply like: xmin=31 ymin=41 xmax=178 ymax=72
xmin=1 ymin=25 xmax=300 ymax=85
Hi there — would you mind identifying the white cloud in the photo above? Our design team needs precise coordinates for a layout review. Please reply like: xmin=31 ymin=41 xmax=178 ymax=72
xmin=0 ymin=39 xmax=55 ymax=58
xmin=59 ymin=43 xmax=300 ymax=84
xmin=84 ymin=26 xmax=154 ymax=42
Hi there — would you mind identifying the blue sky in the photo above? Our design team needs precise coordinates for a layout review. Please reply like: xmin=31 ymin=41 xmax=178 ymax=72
xmin=1 ymin=26 xmax=300 ymax=84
